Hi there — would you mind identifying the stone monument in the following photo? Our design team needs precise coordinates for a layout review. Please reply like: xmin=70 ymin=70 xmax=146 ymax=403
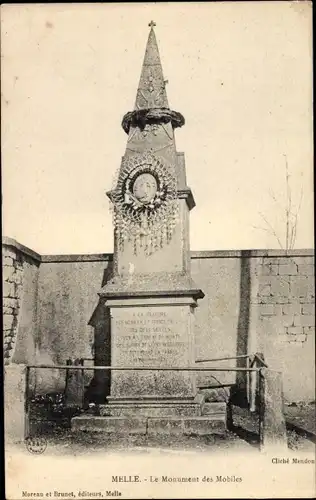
xmin=72 ymin=22 xmax=227 ymax=435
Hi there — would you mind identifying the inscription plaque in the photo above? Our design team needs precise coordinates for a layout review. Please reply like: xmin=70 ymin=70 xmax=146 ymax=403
xmin=110 ymin=306 xmax=196 ymax=399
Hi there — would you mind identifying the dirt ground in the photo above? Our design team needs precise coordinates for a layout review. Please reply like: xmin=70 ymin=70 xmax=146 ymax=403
xmin=24 ymin=400 xmax=315 ymax=455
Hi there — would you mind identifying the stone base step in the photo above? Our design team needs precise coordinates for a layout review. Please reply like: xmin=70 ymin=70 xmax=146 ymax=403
xmin=71 ymin=414 xmax=227 ymax=436
xmin=99 ymin=401 xmax=226 ymax=418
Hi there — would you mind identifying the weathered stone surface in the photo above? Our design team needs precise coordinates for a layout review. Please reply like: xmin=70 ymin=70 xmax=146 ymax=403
xmin=259 ymin=264 xmax=279 ymax=276
xmin=147 ymin=418 xmax=184 ymax=435
xmin=202 ymin=402 xmax=227 ymax=416
xmin=303 ymin=326 xmax=315 ymax=335
xmin=2 ymin=246 xmax=17 ymax=260
xmin=3 ymin=297 xmax=19 ymax=309
xmin=294 ymin=315 xmax=315 ymax=327
xmin=282 ymin=303 xmax=301 ymax=316
xmin=3 ymin=314 xmax=13 ymax=330
xmin=278 ymin=263 xmax=298 ymax=275
xmin=290 ymin=277 xmax=314 ymax=298
xmin=101 ymin=402 xmax=202 ymax=418
xmin=260 ymin=304 xmax=282 ymax=316
xmin=4 ymin=364 xmax=26 ymax=443
xmin=260 ymin=369 xmax=287 ymax=451
xmin=3 ymin=282 xmax=16 ymax=298
xmin=64 ymin=359 xmax=85 ymax=408
xmin=3 ymin=266 xmax=14 ymax=281
xmin=302 ymin=304 xmax=315 ymax=315
xmin=258 ymin=283 xmax=271 ymax=296
xmin=286 ymin=326 xmax=304 ymax=335
xmin=297 ymin=264 xmax=314 ymax=275
xmin=3 ymin=255 xmax=15 ymax=264
xmin=109 ymin=302 xmax=196 ymax=400
xmin=183 ymin=416 xmax=226 ymax=436
xmin=146 ymin=416 xmax=226 ymax=436
xmin=72 ymin=416 xmax=147 ymax=434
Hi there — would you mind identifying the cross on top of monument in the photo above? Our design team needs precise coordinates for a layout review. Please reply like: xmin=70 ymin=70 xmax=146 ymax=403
xmin=148 ymin=20 xmax=156 ymax=28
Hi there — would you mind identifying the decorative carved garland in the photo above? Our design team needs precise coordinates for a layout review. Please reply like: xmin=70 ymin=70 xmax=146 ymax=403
xmin=110 ymin=152 xmax=178 ymax=255
xmin=122 ymin=108 xmax=185 ymax=134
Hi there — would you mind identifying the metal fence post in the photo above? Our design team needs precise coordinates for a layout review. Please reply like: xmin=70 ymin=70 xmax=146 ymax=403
xmin=24 ymin=366 xmax=30 ymax=440
xmin=258 ymin=367 xmax=265 ymax=448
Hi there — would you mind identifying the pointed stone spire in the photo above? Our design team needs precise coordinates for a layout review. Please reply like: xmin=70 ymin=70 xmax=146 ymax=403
xmin=134 ymin=21 xmax=169 ymax=110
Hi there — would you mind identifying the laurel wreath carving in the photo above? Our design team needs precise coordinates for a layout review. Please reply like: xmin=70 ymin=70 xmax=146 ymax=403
xmin=110 ymin=152 xmax=178 ymax=255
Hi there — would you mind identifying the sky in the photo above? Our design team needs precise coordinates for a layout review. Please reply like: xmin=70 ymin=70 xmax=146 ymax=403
xmin=1 ymin=2 xmax=313 ymax=255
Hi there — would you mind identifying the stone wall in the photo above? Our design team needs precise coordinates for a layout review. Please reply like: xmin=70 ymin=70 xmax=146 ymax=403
xmin=252 ymin=254 xmax=315 ymax=402
xmin=3 ymin=239 xmax=40 ymax=366
xmin=2 ymin=239 xmax=314 ymax=402
xmin=3 ymin=245 xmax=24 ymax=364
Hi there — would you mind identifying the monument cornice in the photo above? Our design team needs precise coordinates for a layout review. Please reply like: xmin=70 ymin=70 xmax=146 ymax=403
xmin=98 ymin=288 xmax=205 ymax=302
xmin=121 ymin=108 xmax=185 ymax=134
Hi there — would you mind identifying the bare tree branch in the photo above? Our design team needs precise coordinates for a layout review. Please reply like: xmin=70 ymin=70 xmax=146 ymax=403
xmin=289 ymin=185 xmax=303 ymax=249
xmin=252 ymin=225 xmax=271 ymax=234
xmin=284 ymin=154 xmax=291 ymax=251
xmin=258 ymin=211 xmax=284 ymax=249
xmin=256 ymin=156 xmax=303 ymax=251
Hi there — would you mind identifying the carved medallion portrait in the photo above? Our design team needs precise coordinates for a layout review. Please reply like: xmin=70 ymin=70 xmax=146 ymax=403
xmin=132 ymin=173 xmax=158 ymax=204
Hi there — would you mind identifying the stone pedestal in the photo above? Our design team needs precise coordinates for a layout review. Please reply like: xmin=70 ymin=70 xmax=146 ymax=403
xmin=71 ymin=291 xmax=227 ymax=436
xmin=107 ymin=296 xmax=197 ymax=404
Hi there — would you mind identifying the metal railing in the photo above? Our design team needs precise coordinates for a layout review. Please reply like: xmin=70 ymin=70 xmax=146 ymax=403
xmin=25 ymin=353 xmax=287 ymax=450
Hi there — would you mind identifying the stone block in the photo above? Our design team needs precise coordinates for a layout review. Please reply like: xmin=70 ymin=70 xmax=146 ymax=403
xmin=3 ymin=256 xmax=14 ymax=266
xmin=302 ymin=304 xmax=315 ymax=315
xmin=183 ymin=416 xmax=226 ymax=436
xmin=101 ymin=402 xmax=202 ymax=418
xmin=294 ymin=315 xmax=315 ymax=327
xmin=290 ymin=277 xmax=314 ymax=298
xmin=260 ymin=304 xmax=276 ymax=316
xmin=146 ymin=416 xmax=227 ymax=436
xmin=259 ymin=304 xmax=274 ymax=316
xmin=201 ymin=402 xmax=227 ymax=415
xmin=303 ymin=326 xmax=315 ymax=335
xmin=3 ymin=297 xmax=19 ymax=309
xmin=292 ymin=256 xmax=314 ymax=265
xmin=3 ymin=314 xmax=13 ymax=330
xmin=4 ymin=364 xmax=26 ymax=444
xmin=282 ymin=303 xmax=301 ymax=316
xmin=278 ymin=263 xmax=298 ymax=275
xmin=281 ymin=315 xmax=295 ymax=327
xmin=262 ymin=257 xmax=282 ymax=265
xmin=288 ymin=334 xmax=307 ymax=343
xmin=297 ymin=264 xmax=314 ymax=276
xmin=258 ymin=284 xmax=271 ymax=296
xmin=260 ymin=264 xmax=279 ymax=276
xmin=299 ymin=297 xmax=314 ymax=303
xmin=64 ymin=359 xmax=85 ymax=408
xmin=271 ymin=278 xmax=290 ymax=297
xmin=259 ymin=369 xmax=287 ymax=451
xmin=72 ymin=416 xmax=147 ymax=434
xmin=3 ymin=266 xmax=14 ymax=281
xmin=4 ymin=329 xmax=14 ymax=337
xmin=286 ymin=326 xmax=304 ymax=335
xmin=258 ymin=296 xmax=289 ymax=304
xmin=147 ymin=418 xmax=184 ymax=435
xmin=3 ymin=282 xmax=16 ymax=298
xmin=3 ymin=306 xmax=13 ymax=315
